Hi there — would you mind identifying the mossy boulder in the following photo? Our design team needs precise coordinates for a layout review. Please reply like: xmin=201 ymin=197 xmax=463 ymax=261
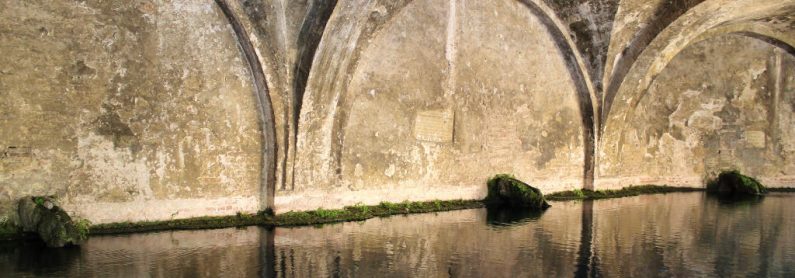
xmin=486 ymin=175 xmax=550 ymax=210
xmin=18 ymin=196 xmax=89 ymax=248
xmin=706 ymin=171 xmax=767 ymax=197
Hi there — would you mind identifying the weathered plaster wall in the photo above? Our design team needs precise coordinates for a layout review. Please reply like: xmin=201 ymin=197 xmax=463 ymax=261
xmin=230 ymin=0 xmax=338 ymax=194
xmin=285 ymin=0 xmax=585 ymax=212
xmin=1 ymin=0 xmax=794 ymax=221
xmin=0 ymin=0 xmax=263 ymax=223
xmin=597 ymin=35 xmax=795 ymax=189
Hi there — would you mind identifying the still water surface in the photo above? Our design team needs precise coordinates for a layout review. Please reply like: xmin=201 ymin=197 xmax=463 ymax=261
xmin=1 ymin=192 xmax=794 ymax=277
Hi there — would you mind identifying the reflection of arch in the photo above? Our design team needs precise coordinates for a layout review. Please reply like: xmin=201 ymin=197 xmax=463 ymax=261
xmin=215 ymin=0 xmax=277 ymax=210
xmin=298 ymin=0 xmax=599 ymax=189
xmin=601 ymin=0 xmax=795 ymax=138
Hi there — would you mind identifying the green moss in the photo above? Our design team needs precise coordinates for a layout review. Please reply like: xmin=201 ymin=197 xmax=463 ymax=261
xmin=379 ymin=201 xmax=400 ymax=211
xmin=545 ymin=185 xmax=703 ymax=201
xmin=73 ymin=219 xmax=91 ymax=240
xmin=706 ymin=170 xmax=767 ymax=197
xmin=768 ymin=187 xmax=795 ymax=192
xmin=33 ymin=197 xmax=45 ymax=206
xmin=572 ymin=189 xmax=586 ymax=198
xmin=486 ymin=174 xmax=550 ymax=209
xmin=0 ymin=220 xmax=21 ymax=240
xmin=89 ymin=199 xmax=484 ymax=235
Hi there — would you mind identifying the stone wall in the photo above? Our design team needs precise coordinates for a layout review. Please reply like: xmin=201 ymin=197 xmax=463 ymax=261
xmin=286 ymin=0 xmax=587 ymax=212
xmin=597 ymin=35 xmax=795 ymax=188
xmin=0 ymin=0 xmax=794 ymax=222
xmin=0 ymin=0 xmax=263 ymax=224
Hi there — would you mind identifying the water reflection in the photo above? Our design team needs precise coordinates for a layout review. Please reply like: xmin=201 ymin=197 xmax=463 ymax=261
xmin=0 ymin=192 xmax=793 ymax=277
xmin=575 ymin=200 xmax=594 ymax=278
xmin=0 ymin=240 xmax=81 ymax=276
xmin=271 ymin=202 xmax=581 ymax=277
xmin=485 ymin=206 xmax=545 ymax=226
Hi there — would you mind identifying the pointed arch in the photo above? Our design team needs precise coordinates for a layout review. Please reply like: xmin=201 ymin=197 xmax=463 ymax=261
xmin=295 ymin=0 xmax=600 ymax=191
xmin=597 ymin=0 xmax=795 ymax=189
xmin=602 ymin=0 xmax=795 ymax=135
xmin=215 ymin=0 xmax=278 ymax=210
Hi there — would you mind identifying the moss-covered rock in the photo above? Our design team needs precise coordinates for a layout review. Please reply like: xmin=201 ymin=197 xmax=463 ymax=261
xmin=706 ymin=171 xmax=767 ymax=197
xmin=0 ymin=219 xmax=20 ymax=240
xmin=18 ymin=196 xmax=88 ymax=247
xmin=486 ymin=174 xmax=550 ymax=210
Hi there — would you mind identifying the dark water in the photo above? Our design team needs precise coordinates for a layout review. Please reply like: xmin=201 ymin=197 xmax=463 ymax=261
xmin=1 ymin=192 xmax=794 ymax=277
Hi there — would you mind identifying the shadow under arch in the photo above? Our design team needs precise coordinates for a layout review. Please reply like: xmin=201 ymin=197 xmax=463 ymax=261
xmin=215 ymin=0 xmax=278 ymax=210
xmin=302 ymin=0 xmax=599 ymax=190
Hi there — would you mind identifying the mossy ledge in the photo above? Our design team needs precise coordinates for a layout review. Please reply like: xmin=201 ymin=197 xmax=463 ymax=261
xmin=4 ymin=185 xmax=793 ymax=239
xmin=89 ymin=199 xmax=484 ymax=235
xmin=545 ymin=185 xmax=704 ymax=201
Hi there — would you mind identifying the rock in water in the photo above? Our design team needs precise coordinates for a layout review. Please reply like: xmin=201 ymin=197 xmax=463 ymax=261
xmin=486 ymin=175 xmax=551 ymax=210
xmin=706 ymin=171 xmax=767 ymax=197
xmin=18 ymin=196 xmax=88 ymax=247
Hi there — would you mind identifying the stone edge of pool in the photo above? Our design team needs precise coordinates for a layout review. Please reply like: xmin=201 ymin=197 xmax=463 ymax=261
xmin=2 ymin=186 xmax=794 ymax=240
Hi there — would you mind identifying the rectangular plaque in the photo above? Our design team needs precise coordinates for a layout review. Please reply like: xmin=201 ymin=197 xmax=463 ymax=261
xmin=2 ymin=146 xmax=32 ymax=158
xmin=414 ymin=110 xmax=454 ymax=143
xmin=744 ymin=130 xmax=766 ymax=148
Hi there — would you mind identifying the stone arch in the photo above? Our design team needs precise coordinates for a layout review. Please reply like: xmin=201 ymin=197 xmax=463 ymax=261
xmin=517 ymin=0 xmax=599 ymax=189
xmin=597 ymin=0 xmax=795 ymax=189
xmin=293 ymin=0 xmax=599 ymax=195
xmin=283 ymin=0 xmax=600 ymax=211
xmin=215 ymin=0 xmax=278 ymax=210
xmin=602 ymin=0 xmax=706 ymax=129
xmin=601 ymin=0 xmax=795 ymax=133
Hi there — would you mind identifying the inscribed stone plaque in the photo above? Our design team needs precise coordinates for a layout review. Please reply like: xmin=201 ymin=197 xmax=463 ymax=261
xmin=3 ymin=146 xmax=32 ymax=158
xmin=744 ymin=130 xmax=766 ymax=148
xmin=414 ymin=110 xmax=454 ymax=143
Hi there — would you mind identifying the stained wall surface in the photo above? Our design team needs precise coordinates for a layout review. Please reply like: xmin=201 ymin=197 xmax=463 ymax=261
xmin=0 ymin=0 xmax=263 ymax=224
xmin=286 ymin=0 xmax=586 ymax=212
xmin=0 ymin=0 xmax=794 ymax=223
xmin=597 ymin=35 xmax=795 ymax=189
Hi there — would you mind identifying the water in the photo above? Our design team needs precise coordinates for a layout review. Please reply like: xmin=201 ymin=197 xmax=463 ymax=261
xmin=1 ymin=192 xmax=794 ymax=277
